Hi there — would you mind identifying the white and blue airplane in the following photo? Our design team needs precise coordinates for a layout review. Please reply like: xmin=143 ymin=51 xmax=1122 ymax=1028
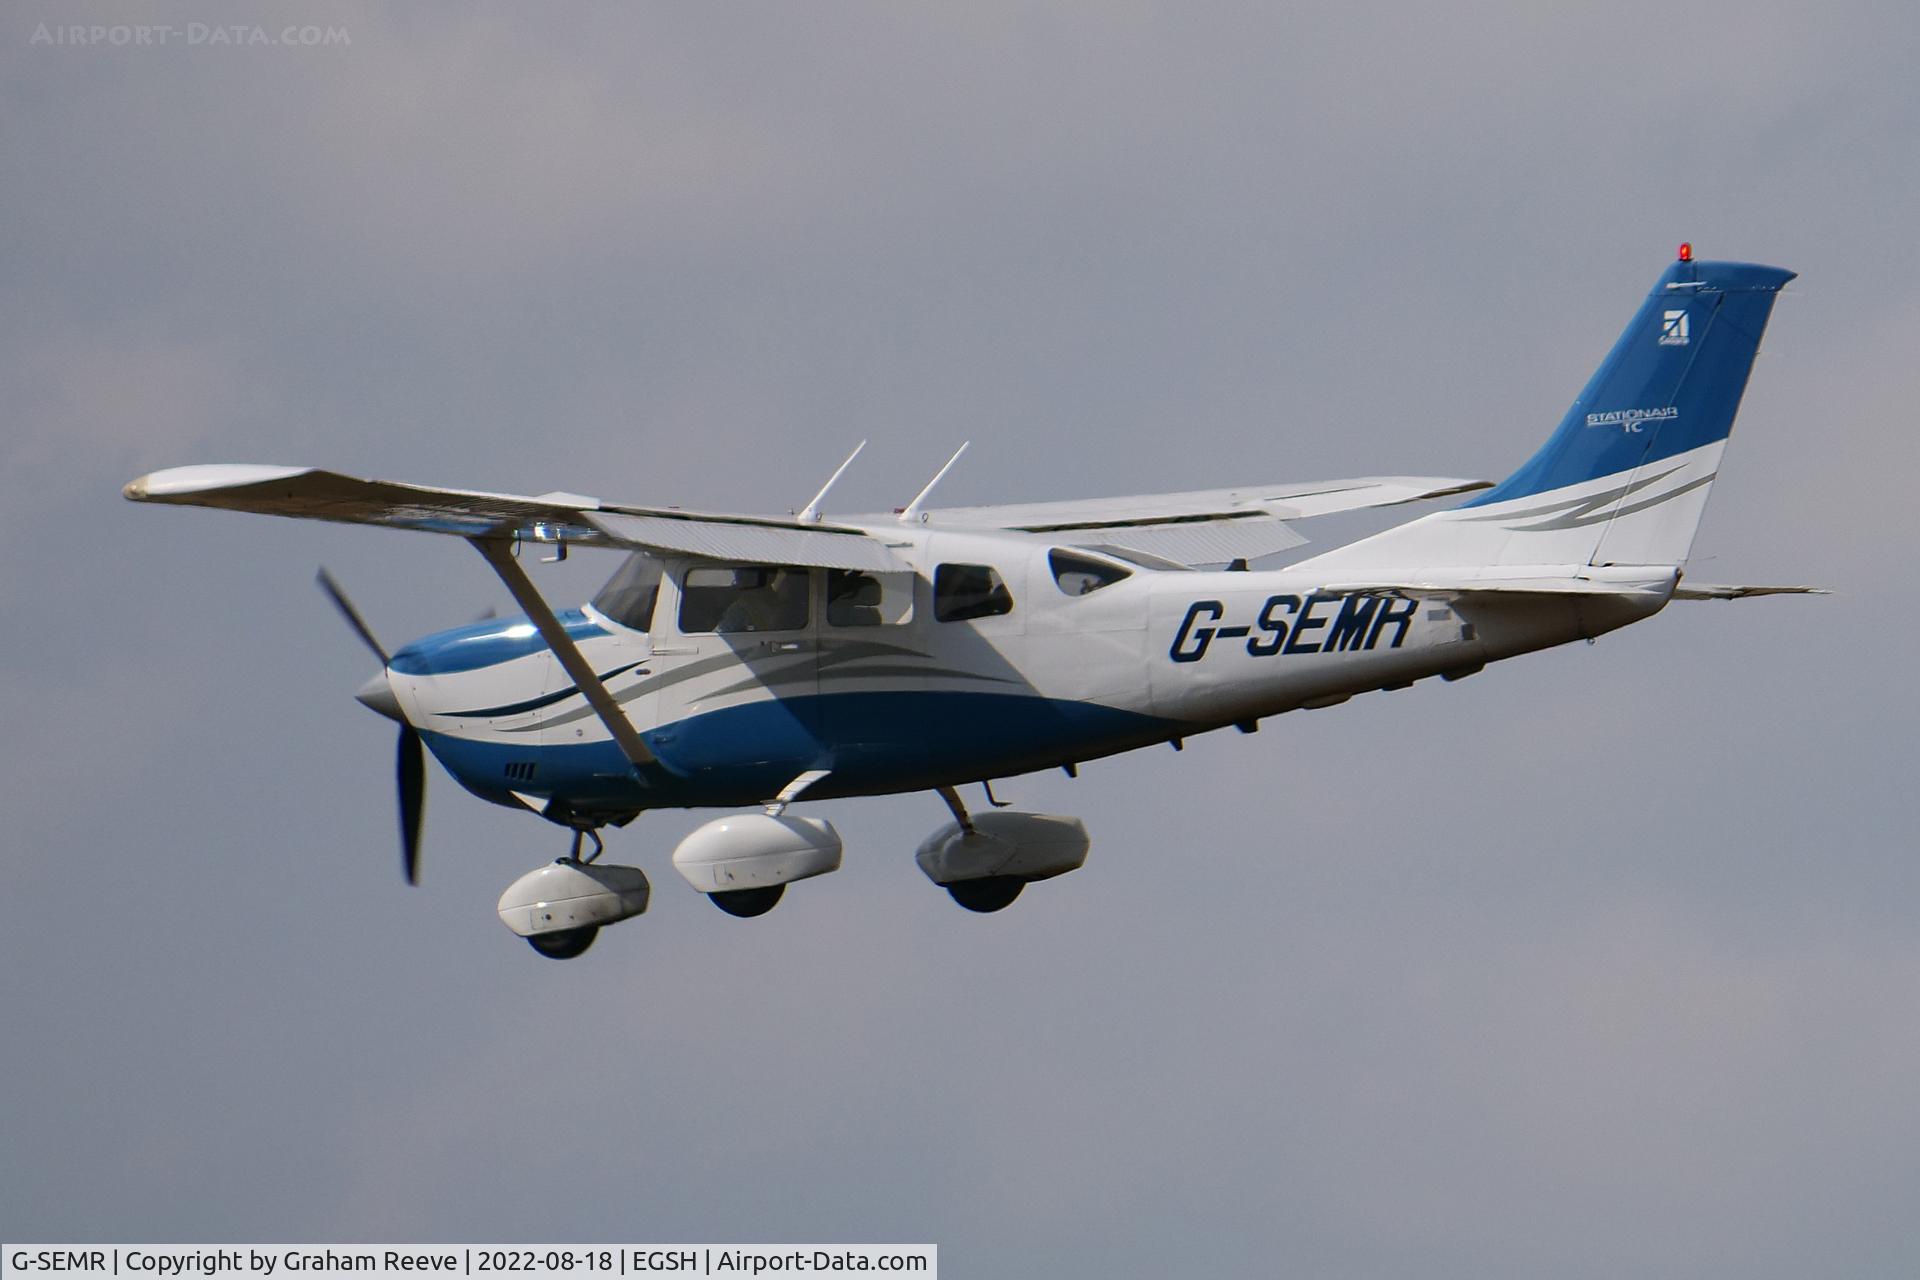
xmin=127 ymin=248 xmax=1815 ymax=958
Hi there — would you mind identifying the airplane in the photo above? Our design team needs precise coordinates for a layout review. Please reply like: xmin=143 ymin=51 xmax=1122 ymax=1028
xmin=125 ymin=246 xmax=1817 ymax=958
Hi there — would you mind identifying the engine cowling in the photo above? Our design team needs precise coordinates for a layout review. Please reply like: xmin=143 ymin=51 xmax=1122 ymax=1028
xmin=672 ymin=813 xmax=843 ymax=894
xmin=496 ymin=860 xmax=650 ymax=937
xmin=915 ymin=811 xmax=1090 ymax=886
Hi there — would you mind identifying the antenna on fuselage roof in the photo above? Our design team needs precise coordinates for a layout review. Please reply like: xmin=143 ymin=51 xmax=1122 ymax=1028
xmin=798 ymin=439 xmax=867 ymax=524
xmin=898 ymin=442 xmax=970 ymax=525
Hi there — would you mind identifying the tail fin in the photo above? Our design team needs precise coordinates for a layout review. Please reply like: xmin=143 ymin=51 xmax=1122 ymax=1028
xmin=1293 ymin=250 xmax=1794 ymax=576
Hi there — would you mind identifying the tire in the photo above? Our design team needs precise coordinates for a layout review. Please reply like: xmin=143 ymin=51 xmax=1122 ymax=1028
xmin=946 ymin=876 xmax=1024 ymax=913
xmin=526 ymin=925 xmax=599 ymax=959
xmin=710 ymin=884 xmax=786 ymax=918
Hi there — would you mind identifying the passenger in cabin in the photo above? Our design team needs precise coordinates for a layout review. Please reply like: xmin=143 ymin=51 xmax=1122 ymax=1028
xmin=827 ymin=571 xmax=884 ymax=627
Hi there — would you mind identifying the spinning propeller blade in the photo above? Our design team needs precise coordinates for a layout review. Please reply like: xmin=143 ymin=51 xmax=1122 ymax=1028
xmin=398 ymin=724 xmax=426 ymax=886
xmin=317 ymin=566 xmax=426 ymax=885
xmin=316 ymin=567 xmax=389 ymax=664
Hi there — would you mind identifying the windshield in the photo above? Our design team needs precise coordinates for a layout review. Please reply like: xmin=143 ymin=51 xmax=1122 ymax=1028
xmin=591 ymin=553 xmax=662 ymax=632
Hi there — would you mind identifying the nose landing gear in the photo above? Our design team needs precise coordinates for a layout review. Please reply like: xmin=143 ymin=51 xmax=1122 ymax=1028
xmin=496 ymin=825 xmax=650 ymax=960
xmin=526 ymin=925 xmax=600 ymax=959
xmin=945 ymin=875 xmax=1025 ymax=913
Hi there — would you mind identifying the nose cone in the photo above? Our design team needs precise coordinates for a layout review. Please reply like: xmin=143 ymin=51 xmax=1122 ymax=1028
xmin=355 ymin=670 xmax=405 ymax=723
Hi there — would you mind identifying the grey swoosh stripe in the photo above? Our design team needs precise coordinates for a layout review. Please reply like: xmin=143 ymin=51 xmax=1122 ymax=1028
xmin=442 ymin=661 xmax=646 ymax=718
xmin=697 ymin=661 xmax=1015 ymax=700
xmin=1455 ymin=464 xmax=1685 ymax=526
xmin=496 ymin=638 xmax=952 ymax=734
xmin=1514 ymin=473 xmax=1716 ymax=531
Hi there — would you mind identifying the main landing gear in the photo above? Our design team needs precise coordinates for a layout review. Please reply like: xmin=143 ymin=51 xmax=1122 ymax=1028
xmin=915 ymin=786 xmax=1090 ymax=913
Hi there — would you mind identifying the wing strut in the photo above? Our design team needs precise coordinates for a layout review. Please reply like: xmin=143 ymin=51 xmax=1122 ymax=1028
xmin=469 ymin=537 xmax=655 ymax=770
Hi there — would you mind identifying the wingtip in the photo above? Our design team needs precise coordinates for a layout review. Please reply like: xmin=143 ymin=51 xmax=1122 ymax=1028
xmin=122 ymin=463 xmax=310 ymax=502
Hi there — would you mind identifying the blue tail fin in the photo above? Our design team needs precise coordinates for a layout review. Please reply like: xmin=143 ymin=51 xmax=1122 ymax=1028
xmin=1464 ymin=253 xmax=1794 ymax=508
xmin=1292 ymin=250 xmax=1794 ymax=576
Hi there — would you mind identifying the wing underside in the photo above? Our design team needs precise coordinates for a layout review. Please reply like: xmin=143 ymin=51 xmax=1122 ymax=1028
xmin=124 ymin=464 xmax=908 ymax=571
xmin=899 ymin=475 xmax=1490 ymax=565
xmin=126 ymin=465 xmax=1496 ymax=573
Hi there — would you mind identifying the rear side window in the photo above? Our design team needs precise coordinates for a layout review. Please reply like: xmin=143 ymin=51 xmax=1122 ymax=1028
xmin=827 ymin=570 xmax=914 ymax=627
xmin=934 ymin=564 xmax=1013 ymax=622
xmin=1049 ymin=549 xmax=1131 ymax=596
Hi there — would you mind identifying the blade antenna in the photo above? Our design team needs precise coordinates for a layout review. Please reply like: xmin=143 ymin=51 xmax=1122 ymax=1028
xmin=798 ymin=440 xmax=866 ymax=524
xmin=898 ymin=442 xmax=970 ymax=525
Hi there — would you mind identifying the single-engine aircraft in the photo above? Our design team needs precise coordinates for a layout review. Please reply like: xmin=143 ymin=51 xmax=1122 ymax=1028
xmin=127 ymin=248 xmax=1817 ymax=958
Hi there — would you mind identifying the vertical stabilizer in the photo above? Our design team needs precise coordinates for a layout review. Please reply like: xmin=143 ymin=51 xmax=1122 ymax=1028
xmin=1293 ymin=250 xmax=1793 ymax=577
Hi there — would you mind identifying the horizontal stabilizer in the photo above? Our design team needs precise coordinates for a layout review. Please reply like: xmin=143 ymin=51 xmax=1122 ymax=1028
xmin=1315 ymin=564 xmax=1681 ymax=598
xmin=1671 ymin=582 xmax=1829 ymax=600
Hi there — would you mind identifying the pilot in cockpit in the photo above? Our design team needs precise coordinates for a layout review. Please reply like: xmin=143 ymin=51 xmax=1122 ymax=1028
xmin=715 ymin=567 xmax=808 ymax=634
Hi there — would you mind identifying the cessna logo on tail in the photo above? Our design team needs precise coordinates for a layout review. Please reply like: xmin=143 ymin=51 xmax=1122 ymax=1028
xmin=1585 ymin=406 xmax=1677 ymax=433
xmin=1660 ymin=309 xmax=1690 ymax=346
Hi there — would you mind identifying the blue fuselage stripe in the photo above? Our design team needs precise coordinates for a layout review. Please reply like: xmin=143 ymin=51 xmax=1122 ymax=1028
xmin=424 ymin=690 xmax=1177 ymax=811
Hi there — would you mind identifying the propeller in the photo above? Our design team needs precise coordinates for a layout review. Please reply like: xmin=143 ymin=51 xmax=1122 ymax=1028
xmin=317 ymin=567 xmax=427 ymax=885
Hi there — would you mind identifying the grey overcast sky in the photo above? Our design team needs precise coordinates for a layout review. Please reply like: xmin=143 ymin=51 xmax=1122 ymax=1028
xmin=3 ymin=2 xmax=1916 ymax=1275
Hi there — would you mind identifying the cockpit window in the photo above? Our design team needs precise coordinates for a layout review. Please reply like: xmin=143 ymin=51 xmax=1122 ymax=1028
xmin=679 ymin=565 xmax=811 ymax=634
xmin=591 ymin=553 xmax=662 ymax=632
xmin=827 ymin=569 xmax=913 ymax=627
xmin=1049 ymin=549 xmax=1132 ymax=596
xmin=934 ymin=563 xmax=1014 ymax=622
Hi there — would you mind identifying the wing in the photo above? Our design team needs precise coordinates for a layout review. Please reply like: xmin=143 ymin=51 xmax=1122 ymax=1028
xmin=124 ymin=464 xmax=907 ymax=571
xmin=890 ymin=475 xmax=1490 ymax=565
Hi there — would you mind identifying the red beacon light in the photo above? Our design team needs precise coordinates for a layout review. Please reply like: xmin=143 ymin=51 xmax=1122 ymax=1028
xmin=1678 ymin=242 xmax=1694 ymax=262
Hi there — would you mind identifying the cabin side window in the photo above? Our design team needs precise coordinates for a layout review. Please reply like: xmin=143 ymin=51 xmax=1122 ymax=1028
xmin=591 ymin=553 xmax=663 ymax=632
xmin=1048 ymin=548 xmax=1132 ymax=596
xmin=826 ymin=570 xmax=914 ymax=627
xmin=678 ymin=565 xmax=811 ymax=634
xmin=933 ymin=563 xmax=1014 ymax=622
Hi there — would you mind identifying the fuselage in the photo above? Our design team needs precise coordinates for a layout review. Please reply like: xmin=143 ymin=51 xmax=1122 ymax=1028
xmin=381 ymin=524 xmax=1665 ymax=821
